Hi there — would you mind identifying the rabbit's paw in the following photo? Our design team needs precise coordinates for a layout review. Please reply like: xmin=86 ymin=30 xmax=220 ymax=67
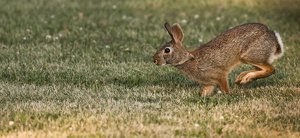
xmin=235 ymin=75 xmax=244 ymax=85
xmin=235 ymin=72 xmax=249 ymax=85
xmin=240 ymin=72 xmax=255 ymax=85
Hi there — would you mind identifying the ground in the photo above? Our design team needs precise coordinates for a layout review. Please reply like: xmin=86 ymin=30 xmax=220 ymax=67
xmin=0 ymin=0 xmax=300 ymax=137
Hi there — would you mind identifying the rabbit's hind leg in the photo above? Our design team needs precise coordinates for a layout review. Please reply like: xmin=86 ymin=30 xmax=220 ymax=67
xmin=235 ymin=69 xmax=259 ymax=85
xmin=239 ymin=62 xmax=275 ymax=85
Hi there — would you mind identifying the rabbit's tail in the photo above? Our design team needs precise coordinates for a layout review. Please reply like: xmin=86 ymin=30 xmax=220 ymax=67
xmin=269 ymin=30 xmax=284 ymax=63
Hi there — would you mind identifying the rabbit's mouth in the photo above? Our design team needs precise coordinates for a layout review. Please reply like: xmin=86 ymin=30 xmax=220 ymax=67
xmin=156 ymin=64 xmax=166 ymax=66
xmin=153 ymin=59 xmax=165 ymax=66
xmin=153 ymin=56 xmax=166 ymax=66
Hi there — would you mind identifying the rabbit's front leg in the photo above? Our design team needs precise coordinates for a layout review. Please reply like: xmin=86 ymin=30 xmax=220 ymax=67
xmin=217 ymin=76 xmax=230 ymax=94
xmin=201 ymin=85 xmax=215 ymax=96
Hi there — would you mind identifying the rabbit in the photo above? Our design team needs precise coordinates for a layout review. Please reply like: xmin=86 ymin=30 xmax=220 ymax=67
xmin=153 ymin=22 xmax=284 ymax=96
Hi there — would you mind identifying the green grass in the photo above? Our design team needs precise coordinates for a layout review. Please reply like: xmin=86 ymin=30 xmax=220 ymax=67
xmin=0 ymin=0 xmax=300 ymax=137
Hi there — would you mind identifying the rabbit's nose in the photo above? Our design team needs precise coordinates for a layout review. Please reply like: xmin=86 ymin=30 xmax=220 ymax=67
xmin=153 ymin=55 xmax=159 ymax=65
xmin=153 ymin=59 xmax=157 ymax=64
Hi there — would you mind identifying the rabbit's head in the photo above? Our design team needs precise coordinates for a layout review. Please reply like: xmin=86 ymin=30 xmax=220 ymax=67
xmin=153 ymin=22 xmax=194 ymax=66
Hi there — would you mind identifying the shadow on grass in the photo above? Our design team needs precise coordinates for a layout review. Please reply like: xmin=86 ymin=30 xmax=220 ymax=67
xmin=0 ymin=64 xmax=284 ymax=91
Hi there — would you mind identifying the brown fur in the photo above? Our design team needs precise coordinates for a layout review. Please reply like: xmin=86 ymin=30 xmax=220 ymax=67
xmin=153 ymin=22 xmax=284 ymax=96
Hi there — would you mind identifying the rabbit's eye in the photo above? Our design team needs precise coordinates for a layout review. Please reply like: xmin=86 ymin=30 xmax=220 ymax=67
xmin=165 ymin=48 xmax=170 ymax=53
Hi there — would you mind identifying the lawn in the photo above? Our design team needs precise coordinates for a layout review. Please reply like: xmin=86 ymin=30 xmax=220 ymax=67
xmin=0 ymin=0 xmax=300 ymax=137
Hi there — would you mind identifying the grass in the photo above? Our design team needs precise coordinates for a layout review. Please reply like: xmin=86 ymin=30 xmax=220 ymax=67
xmin=0 ymin=0 xmax=300 ymax=137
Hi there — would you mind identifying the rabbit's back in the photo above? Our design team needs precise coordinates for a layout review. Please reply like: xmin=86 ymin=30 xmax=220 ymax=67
xmin=191 ymin=23 xmax=278 ymax=72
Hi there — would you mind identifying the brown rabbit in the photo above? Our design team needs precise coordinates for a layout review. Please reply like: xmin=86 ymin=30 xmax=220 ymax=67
xmin=153 ymin=22 xmax=284 ymax=96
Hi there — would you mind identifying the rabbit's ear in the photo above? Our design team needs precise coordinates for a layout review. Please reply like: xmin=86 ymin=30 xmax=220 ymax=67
xmin=165 ymin=22 xmax=175 ymax=41
xmin=171 ymin=23 xmax=184 ymax=43
xmin=165 ymin=22 xmax=184 ymax=43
